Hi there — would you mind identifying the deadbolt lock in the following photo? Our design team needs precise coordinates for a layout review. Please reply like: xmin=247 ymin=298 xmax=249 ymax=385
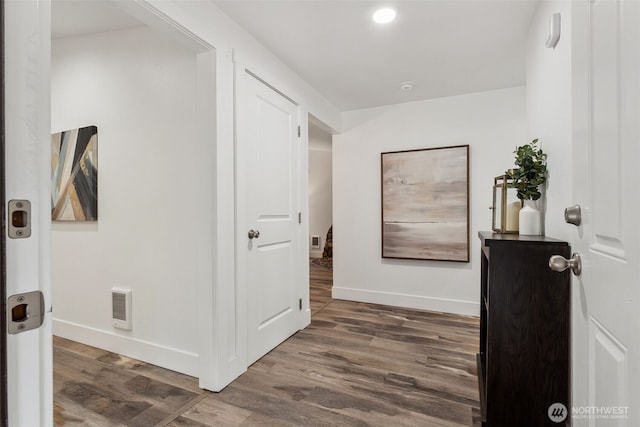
xmin=564 ymin=205 xmax=582 ymax=226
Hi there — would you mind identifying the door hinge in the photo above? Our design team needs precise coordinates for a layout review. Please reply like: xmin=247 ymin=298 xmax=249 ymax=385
xmin=299 ymin=298 xmax=302 ymax=310
xmin=298 ymin=125 xmax=301 ymax=138
xmin=298 ymin=212 xmax=302 ymax=224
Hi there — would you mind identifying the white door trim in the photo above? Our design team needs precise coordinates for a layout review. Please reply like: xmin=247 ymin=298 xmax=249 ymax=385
xmin=5 ymin=0 xmax=52 ymax=424
xmin=234 ymin=60 xmax=250 ymax=376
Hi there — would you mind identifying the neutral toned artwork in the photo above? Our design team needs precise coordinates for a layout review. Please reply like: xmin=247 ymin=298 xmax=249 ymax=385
xmin=381 ymin=145 xmax=469 ymax=261
xmin=52 ymin=126 xmax=98 ymax=221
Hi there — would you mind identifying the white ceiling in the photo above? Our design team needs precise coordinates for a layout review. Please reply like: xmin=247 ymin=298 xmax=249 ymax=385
xmin=51 ymin=0 xmax=144 ymax=40
xmin=214 ymin=0 xmax=539 ymax=111
xmin=51 ymin=0 xmax=539 ymax=112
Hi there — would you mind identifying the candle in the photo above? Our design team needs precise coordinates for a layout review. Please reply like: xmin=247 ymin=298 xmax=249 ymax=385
xmin=506 ymin=201 xmax=521 ymax=232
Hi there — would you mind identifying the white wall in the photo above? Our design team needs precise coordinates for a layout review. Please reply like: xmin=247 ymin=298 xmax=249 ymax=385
xmin=333 ymin=87 xmax=526 ymax=315
xmin=51 ymin=26 xmax=200 ymax=376
xmin=527 ymin=0 xmax=580 ymax=409
xmin=308 ymin=124 xmax=332 ymax=258
xmin=121 ymin=0 xmax=341 ymax=132
xmin=526 ymin=2 xmax=573 ymax=242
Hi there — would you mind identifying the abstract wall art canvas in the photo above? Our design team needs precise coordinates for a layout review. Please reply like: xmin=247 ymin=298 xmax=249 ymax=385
xmin=381 ymin=145 xmax=469 ymax=262
xmin=51 ymin=125 xmax=98 ymax=221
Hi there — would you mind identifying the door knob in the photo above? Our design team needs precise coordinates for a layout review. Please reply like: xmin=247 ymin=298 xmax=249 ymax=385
xmin=549 ymin=253 xmax=582 ymax=276
xmin=248 ymin=229 xmax=260 ymax=240
xmin=564 ymin=205 xmax=582 ymax=226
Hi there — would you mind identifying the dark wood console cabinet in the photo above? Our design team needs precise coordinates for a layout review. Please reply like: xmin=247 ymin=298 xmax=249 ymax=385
xmin=478 ymin=232 xmax=570 ymax=426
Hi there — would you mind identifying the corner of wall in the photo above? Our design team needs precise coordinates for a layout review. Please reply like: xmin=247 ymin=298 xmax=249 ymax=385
xmin=525 ymin=1 xmax=573 ymax=242
xmin=333 ymin=87 xmax=527 ymax=316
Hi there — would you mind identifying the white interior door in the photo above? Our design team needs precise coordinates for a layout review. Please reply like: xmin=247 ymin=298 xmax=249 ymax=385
xmin=571 ymin=1 xmax=640 ymax=425
xmin=4 ymin=0 xmax=53 ymax=426
xmin=239 ymin=72 xmax=303 ymax=366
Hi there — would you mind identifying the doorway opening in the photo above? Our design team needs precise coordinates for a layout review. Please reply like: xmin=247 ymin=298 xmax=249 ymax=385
xmin=307 ymin=118 xmax=333 ymax=316
xmin=50 ymin=1 xmax=218 ymax=421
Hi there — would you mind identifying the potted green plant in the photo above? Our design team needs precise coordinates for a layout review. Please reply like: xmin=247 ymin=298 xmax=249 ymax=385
xmin=506 ymin=139 xmax=547 ymax=235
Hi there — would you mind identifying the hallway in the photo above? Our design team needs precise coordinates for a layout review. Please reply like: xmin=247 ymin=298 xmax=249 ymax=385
xmin=54 ymin=261 xmax=479 ymax=426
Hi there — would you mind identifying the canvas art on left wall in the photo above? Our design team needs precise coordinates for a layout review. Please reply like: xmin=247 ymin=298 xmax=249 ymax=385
xmin=51 ymin=125 xmax=98 ymax=221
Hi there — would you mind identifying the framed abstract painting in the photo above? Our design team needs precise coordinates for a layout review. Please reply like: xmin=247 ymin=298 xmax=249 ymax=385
xmin=51 ymin=125 xmax=98 ymax=221
xmin=381 ymin=144 xmax=469 ymax=262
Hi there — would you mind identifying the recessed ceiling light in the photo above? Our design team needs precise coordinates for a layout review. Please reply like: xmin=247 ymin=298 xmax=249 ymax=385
xmin=400 ymin=81 xmax=414 ymax=91
xmin=373 ymin=8 xmax=396 ymax=24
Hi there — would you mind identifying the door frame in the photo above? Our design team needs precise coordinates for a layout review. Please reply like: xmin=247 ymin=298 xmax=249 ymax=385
xmin=4 ymin=0 xmax=52 ymax=423
xmin=0 ymin=0 xmax=7 ymax=424
xmin=46 ymin=0 xmax=258 ymax=393
xmin=63 ymin=0 xmax=233 ymax=390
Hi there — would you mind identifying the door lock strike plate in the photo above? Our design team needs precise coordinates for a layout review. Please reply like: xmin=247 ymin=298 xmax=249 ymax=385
xmin=7 ymin=291 xmax=44 ymax=334
xmin=8 ymin=199 xmax=31 ymax=239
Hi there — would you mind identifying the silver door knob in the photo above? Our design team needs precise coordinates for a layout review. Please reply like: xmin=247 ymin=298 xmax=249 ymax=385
xmin=549 ymin=253 xmax=582 ymax=276
xmin=564 ymin=205 xmax=582 ymax=226
xmin=248 ymin=229 xmax=260 ymax=240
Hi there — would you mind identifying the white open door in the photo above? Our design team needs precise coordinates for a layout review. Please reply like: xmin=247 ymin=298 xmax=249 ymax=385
xmin=236 ymin=70 xmax=306 ymax=366
xmin=4 ymin=0 xmax=52 ymax=425
xmin=570 ymin=1 xmax=640 ymax=425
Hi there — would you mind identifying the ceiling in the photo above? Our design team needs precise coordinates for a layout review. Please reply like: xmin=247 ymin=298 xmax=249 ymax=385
xmin=51 ymin=0 xmax=144 ymax=40
xmin=213 ymin=0 xmax=539 ymax=111
xmin=51 ymin=0 xmax=539 ymax=112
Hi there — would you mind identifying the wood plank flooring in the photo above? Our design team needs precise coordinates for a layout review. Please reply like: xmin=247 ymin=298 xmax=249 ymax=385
xmin=309 ymin=259 xmax=332 ymax=316
xmin=54 ymin=261 xmax=480 ymax=426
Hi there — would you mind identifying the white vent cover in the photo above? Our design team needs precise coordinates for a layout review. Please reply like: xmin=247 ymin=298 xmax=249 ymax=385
xmin=311 ymin=235 xmax=321 ymax=249
xmin=112 ymin=289 xmax=132 ymax=330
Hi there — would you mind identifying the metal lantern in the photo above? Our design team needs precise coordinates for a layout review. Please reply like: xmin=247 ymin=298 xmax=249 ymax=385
xmin=491 ymin=175 xmax=521 ymax=233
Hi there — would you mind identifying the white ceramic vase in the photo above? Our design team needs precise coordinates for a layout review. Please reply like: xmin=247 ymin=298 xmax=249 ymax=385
xmin=519 ymin=199 xmax=541 ymax=235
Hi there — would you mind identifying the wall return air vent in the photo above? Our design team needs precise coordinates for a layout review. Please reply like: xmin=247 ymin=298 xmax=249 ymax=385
xmin=112 ymin=288 xmax=132 ymax=330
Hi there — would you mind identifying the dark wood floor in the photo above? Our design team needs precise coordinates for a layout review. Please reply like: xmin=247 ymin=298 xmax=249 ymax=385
xmin=54 ymin=261 xmax=480 ymax=426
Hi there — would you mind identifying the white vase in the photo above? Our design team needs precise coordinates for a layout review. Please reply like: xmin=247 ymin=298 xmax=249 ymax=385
xmin=519 ymin=200 xmax=541 ymax=235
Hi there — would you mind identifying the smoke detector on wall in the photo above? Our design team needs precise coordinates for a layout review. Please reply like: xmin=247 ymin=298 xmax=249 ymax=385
xmin=400 ymin=81 xmax=414 ymax=91
xmin=545 ymin=13 xmax=561 ymax=48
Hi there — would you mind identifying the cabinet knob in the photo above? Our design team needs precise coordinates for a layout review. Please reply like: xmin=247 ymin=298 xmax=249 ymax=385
xmin=549 ymin=253 xmax=582 ymax=276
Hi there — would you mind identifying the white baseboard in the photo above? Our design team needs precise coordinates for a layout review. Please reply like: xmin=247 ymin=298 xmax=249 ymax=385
xmin=309 ymin=250 xmax=323 ymax=259
xmin=53 ymin=318 xmax=199 ymax=377
xmin=331 ymin=287 xmax=480 ymax=317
